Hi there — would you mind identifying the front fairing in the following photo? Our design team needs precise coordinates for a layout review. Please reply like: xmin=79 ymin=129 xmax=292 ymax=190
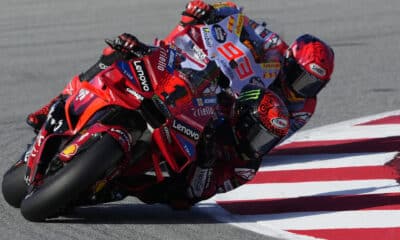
xmin=24 ymin=54 xmax=153 ymax=184
xmin=65 ymin=70 xmax=144 ymax=133
xmin=25 ymin=101 xmax=72 ymax=184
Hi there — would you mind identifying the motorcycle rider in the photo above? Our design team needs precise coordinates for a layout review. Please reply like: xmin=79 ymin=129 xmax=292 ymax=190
xmin=25 ymin=1 xmax=334 ymax=208
xmin=135 ymin=1 xmax=334 ymax=208
xmin=116 ymin=1 xmax=333 ymax=209
xmin=164 ymin=0 xmax=335 ymax=138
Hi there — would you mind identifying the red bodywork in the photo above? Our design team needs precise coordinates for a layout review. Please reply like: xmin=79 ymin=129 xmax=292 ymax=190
xmin=25 ymin=45 xmax=220 ymax=190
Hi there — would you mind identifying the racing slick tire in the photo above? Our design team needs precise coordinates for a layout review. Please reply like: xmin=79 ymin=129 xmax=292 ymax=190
xmin=2 ymin=162 xmax=28 ymax=208
xmin=20 ymin=134 xmax=124 ymax=222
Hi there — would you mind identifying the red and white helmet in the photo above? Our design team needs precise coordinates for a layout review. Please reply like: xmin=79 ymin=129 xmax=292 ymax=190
xmin=282 ymin=34 xmax=334 ymax=99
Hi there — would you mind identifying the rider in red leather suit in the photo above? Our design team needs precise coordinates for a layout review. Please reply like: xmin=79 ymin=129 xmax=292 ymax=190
xmin=135 ymin=1 xmax=334 ymax=209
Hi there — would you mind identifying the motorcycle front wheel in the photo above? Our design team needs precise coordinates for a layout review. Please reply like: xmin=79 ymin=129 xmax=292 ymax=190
xmin=20 ymin=134 xmax=124 ymax=222
xmin=2 ymin=161 xmax=28 ymax=208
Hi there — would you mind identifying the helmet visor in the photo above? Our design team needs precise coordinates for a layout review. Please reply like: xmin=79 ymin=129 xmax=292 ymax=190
xmin=291 ymin=70 xmax=325 ymax=97
xmin=246 ymin=122 xmax=281 ymax=157
xmin=286 ymin=57 xmax=326 ymax=98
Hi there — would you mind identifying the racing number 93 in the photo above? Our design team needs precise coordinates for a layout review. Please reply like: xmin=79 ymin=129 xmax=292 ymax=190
xmin=217 ymin=42 xmax=254 ymax=80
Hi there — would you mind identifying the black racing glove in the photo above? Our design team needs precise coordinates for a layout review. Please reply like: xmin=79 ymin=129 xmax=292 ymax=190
xmin=181 ymin=0 xmax=212 ymax=25
xmin=107 ymin=33 xmax=150 ymax=58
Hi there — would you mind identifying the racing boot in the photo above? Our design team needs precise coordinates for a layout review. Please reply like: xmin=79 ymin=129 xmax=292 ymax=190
xmin=26 ymin=75 xmax=83 ymax=131
xmin=26 ymin=95 xmax=61 ymax=131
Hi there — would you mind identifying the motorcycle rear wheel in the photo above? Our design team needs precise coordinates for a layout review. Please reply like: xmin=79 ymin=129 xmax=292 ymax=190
xmin=2 ymin=161 xmax=28 ymax=208
xmin=20 ymin=134 xmax=124 ymax=222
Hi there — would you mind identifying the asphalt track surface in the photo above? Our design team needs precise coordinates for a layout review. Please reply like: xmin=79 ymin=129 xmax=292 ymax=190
xmin=0 ymin=0 xmax=399 ymax=239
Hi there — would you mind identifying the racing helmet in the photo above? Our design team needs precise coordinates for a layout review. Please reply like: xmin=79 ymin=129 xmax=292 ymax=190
xmin=234 ymin=85 xmax=290 ymax=159
xmin=282 ymin=34 xmax=334 ymax=99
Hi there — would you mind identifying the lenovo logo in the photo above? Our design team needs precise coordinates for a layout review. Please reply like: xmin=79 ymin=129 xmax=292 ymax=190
xmin=133 ymin=60 xmax=153 ymax=92
xmin=172 ymin=119 xmax=200 ymax=141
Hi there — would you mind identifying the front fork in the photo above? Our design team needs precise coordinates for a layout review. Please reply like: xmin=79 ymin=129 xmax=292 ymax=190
xmin=24 ymin=99 xmax=69 ymax=185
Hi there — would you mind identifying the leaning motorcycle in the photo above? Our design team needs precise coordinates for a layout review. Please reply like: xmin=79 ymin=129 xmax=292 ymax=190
xmin=2 ymin=13 xmax=278 ymax=222
xmin=2 ymin=40 xmax=222 ymax=221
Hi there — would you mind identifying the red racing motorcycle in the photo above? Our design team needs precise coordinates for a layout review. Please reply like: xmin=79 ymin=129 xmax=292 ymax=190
xmin=2 ymin=40 xmax=223 ymax=221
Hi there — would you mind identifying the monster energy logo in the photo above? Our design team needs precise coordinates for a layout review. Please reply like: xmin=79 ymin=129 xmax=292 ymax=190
xmin=238 ymin=89 xmax=261 ymax=101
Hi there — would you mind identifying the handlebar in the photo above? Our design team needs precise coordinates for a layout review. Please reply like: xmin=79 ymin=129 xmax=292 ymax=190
xmin=104 ymin=38 xmax=152 ymax=58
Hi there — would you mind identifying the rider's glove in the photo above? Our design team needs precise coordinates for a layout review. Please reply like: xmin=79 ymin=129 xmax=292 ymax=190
xmin=110 ymin=33 xmax=149 ymax=58
xmin=181 ymin=0 xmax=212 ymax=26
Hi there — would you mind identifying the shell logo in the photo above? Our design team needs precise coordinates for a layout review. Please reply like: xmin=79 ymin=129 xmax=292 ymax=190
xmin=61 ymin=144 xmax=78 ymax=157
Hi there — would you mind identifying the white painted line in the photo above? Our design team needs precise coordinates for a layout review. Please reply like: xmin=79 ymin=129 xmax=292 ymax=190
xmin=282 ymin=125 xmax=400 ymax=143
xmin=261 ymin=152 xmax=397 ymax=171
xmin=253 ymin=210 xmax=400 ymax=230
xmin=214 ymin=180 xmax=400 ymax=201
xmin=297 ymin=110 xmax=400 ymax=135
xmin=195 ymin=202 xmax=323 ymax=240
